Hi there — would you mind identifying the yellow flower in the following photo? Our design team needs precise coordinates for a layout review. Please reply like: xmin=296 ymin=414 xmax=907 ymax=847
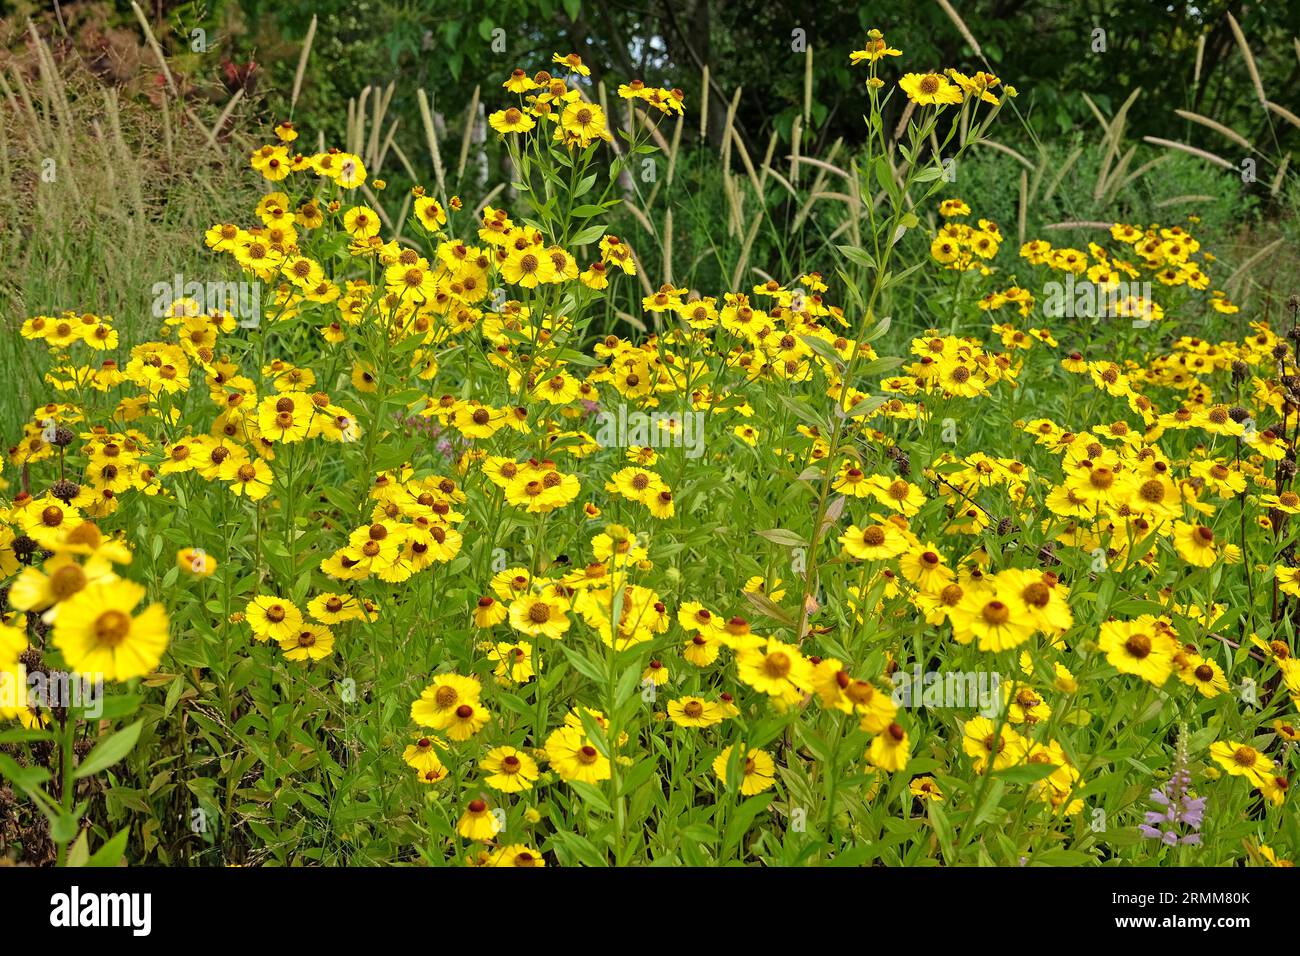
xmin=556 ymin=100 xmax=612 ymax=147
xmin=456 ymin=799 xmax=503 ymax=841
xmin=490 ymin=844 xmax=546 ymax=867
xmin=545 ymin=725 xmax=611 ymax=784
xmin=1209 ymin=740 xmax=1274 ymax=788
xmin=278 ymin=623 xmax=334 ymax=661
xmin=849 ymin=32 xmax=901 ymax=65
xmin=245 ymin=595 xmax=303 ymax=642
xmin=736 ymin=637 xmax=814 ymax=701
xmin=480 ymin=746 xmax=540 ymax=792
xmin=667 ymin=695 xmax=723 ymax=728
xmin=962 ymin=716 xmax=1026 ymax=773
xmin=508 ymin=592 xmax=571 ymax=640
xmin=1173 ymin=521 xmax=1240 ymax=568
xmin=899 ymin=72 xmax=963 ymax=106
xmin=948 ymin=590 xmax=1036 ymax=652
xmin=839 ymin=519 xmax=909 ymax=561
xmin=712 ymin=744 xmax=776 ymax=795
xmin=177 ymin=547 xmax=217 ymax=577
xmin=489 ymin=106 xmax=536 ymax=134
xmin=910 ymin=776 xmax=943 ymax=801
xmin=402 ymin=736 xmax=446 ymax=774
xmin=1098 ymin=617 xmax=1177 ymax=685
xmin=52 ymin=579 xmax=169 ymax=682
xmin=867 ymin=722 xmax=911 ymax=772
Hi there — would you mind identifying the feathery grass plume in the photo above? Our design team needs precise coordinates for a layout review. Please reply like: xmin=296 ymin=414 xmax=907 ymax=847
xmin=416 ymin=89 xmax=447 ymax=197
xmin=1115 ymin=153 xmax=1172 ymax=195
xmin=730 ymin=206 xmax=764 ymax=288
xmin=1018 ymin=170 xmax=1027 ymax=245
xmin=473 ymin=181 xmax=505 ymax=217
xmin=1142 ymin=136 xmax=1236 ymax=171
xmin=1225 ymin=237 xmax=1284 ymax=295
xmin=1226 ymin=12 xmax=1267 ymax=106
xmin=731 ymin=122 xmax=766 ymax=202
xmin=622 ymin=197 xmax=656 ymax=238
xmin=720 ymin=87 xmax=742 ymax=232
xmin=790 ymin=113 xmax=802 ymax=185
xmin=1271 ymin=154 xmax=1290 ymax=195
xmin=457 ymin=85 xmax=481 ymax=181
xmin=367 ymin=83 xmax=396 ymax=169
xmin=698 ymin=63 xmax=709 ymax=141
xmin=291 ymin=14 xmax=318 ymax=111
xmin=1092 ymin=88 xmax=1142 ymax=200
xmin=1265 ymin=101 xmax=1300 ymax=131
xmin=376 ymin=114 xmax=400 ymax=173
xmin=1042 ymin=220 xmax=1113 ymax=231
xmin=1153 ymin=194 xmax=1217 ymax=207
xmin=846 ymin=159 xmax=862 ymax=247
xmin=803 ymin=43 xmax=813 ymax=125
xmin=975 ymin=140 xmax=1034 ymax=171
xmin=211 ymin=88 xmax=245 ymax=144
xmin=129 ymin=1 xmax=177 ymax=96
xmin=1042 ymin=146 xmax=1082 ymax=202
xmin=1174 ymin=109 xmax=1254 ymax=151
xmin=665 ymin=114 xmax=684 ymax=187
xmin=1099 ymin=143 xmax=1138 ymax=202
xmin=792 ymin=140 xmax=843 ymax=231
xmin=757 ymin=130 xmax=777 ymax=192
xmin=663 ymin=208 xmax=674 ymax=284
xmin=893 ymin=100 xmax=916 ymax=142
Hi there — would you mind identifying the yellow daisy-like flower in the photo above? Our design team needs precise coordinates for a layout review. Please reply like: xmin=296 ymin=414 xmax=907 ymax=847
xmin=508 ymin=592 xmax=571 ymax=640
xmin=736 ymin=637 xmax=814 ymax=701
xmin=480 ymin=745 xmax=540 ymax=792
xmin=410 ymin=673 xmax=482 ymax=729
xmin=489 ymin=106 xmax=536 ymax=134
xmin=1209 ymin=740 xmax=1274 ymax=788
xmin=545 ymin=725 xmax=611 ymax=784
xmin=456 ymin=799 xmax=503 ymax=841
xmin=402 ymin=736 xmax=446 ymax=774
xmin=245 ymin=594 xmax=303 ymax=643
xmin=1098 ymin=618 xmax=1177 ymax=685
xmin=278 ymin=623 xmax=334 ymax=662
xmin=51 ymin=579 xmax=169 ymax=682
xmin=867 ymin=722 xmax=911 ymax=772
xmin=712 ymin=744 xmax=776 ymax=795
xmin=490 ymin=844 xmax=546 ymax=867
xmin=1172 ymin=521 xmax=1240 ymax=568
xmin=899 ymin=72 xmax=963 ymax=106
xmin=666 ymin=695 xmax=723 ymax=728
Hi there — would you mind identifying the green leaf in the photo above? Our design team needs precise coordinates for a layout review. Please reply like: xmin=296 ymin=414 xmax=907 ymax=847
xmin=75 ymin=720 xmax=143 ymax=780
xmin=755 ymin=528 xmax=808 ymax=548
xmin=85 ymin=827 xmax=131 ymax=867
xmin=837 ymin=244 xmax=875 ymax=269
xmin=927 ymin=800 xmax=958 ymax=863
xmin=568 ymin=780 xmax=612 ymax=814
xmin=0 ymin=753 xmax=51 ymax=791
